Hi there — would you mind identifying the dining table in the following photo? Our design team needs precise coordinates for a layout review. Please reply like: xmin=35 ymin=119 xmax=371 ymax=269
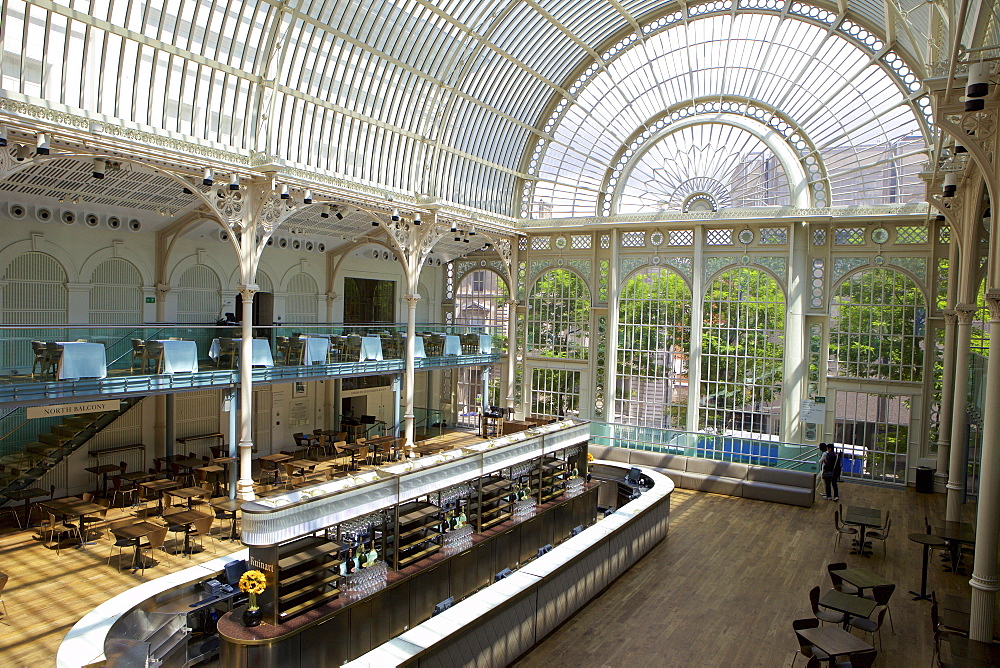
xmin=7 ymin=487 xmax=49 ymax=527
xmin=908 ymin=532 xmax=948 ymax=600
xmin=56 ymin=341 xmax=108 ymax=380
xmin=798 ymin=626 xmax=874 ymax=662
xmin=843 ymin=505 xmax=882 ymax=557
xmin=441 ymin=334 xmax=462 ymax=356
xmin=358 ymin=336 xmax=384 ymax=361
xmin=162 ymin=509 xmax=212 ymax=554
xmin=932 ymin=521 xmax=976 ymax=573
xmin=476 ymin=333 xmax=493 ymax=353
xmin=299 ymin=336 xmax=331 ymax=364
xmin=41 ymin=497 xmax=107 ymax=547
xmin=84 ymin=463 xmax=122 ymax=498
xmin=834 ymin=567 xmax=892 ymax=594
xmin=169 ymin=485 xmax=211 ymax=508
xmin=945 ymin=635 xmax=1000 ymax=667
xmin=210 ymin=497 xmax=243 ymax=541
xmin=208 ymin=337 xmax=274 ymax=367
xmin=111 ymin=521 xmax=164 ymax=571
xmin=138 ymin=478 xmax=181 ymax=515
xmin=818 ymin=588 xmax=877 ymax=627
xmin=151 ymin=339 xmax=200 ymax=373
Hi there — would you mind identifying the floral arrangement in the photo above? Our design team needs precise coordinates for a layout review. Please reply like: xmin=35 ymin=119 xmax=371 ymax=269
xmin=238 ymin=570 xmax=268 ymax=611
xmin=587 ymin=452 xmax=594 ymax=462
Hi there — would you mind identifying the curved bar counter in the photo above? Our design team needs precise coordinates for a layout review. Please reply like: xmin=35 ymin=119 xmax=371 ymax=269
xmin=57 ymin=423 xmax=673 ymax=668
xmin=344 ymin=461 xmax=672 ymax=667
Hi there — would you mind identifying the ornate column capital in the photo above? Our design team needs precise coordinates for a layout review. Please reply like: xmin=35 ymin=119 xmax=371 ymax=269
xmin=985 ymin=290 xmax=1000 ymax=320
xmin=503 ymin=298 xmax=519 ymax=307
xmin=942 ymin=309 xmax=958 ymax=325
xmin=955 ymin=304 xmax=978 ymax=324
xmin=404 ymin=293 xmax=422 ymax=304
xmin=238 ymin=283 xmax=259 ymax=299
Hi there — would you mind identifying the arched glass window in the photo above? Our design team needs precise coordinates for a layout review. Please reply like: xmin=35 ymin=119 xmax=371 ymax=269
xmin=285 ymin=273 xmax=319 ymax=323
xmin=526 ymin=269 xmax=590 ymax=360
xmin=700 ymin=268 xmax=785 ymax=438
xmin=829 ymin=268 xmax=925 ymax=381
xmin=90 ymin=258 xmax=142 ymax=324
xmin=453 ymin=269 xmax=510 ymax=425
xmin=176 ymin=265 xmax=221 ymax=324
xmin=616 ymin=267 xmax=692 ymax=429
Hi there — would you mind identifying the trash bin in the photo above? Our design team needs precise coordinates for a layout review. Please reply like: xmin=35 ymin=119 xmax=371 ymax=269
xmin=916 ymin=466 xmax=935 ymax=494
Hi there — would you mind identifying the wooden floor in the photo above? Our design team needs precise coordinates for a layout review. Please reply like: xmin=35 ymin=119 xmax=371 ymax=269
xmin=0 ymin=479 xmax=988 ymax=667
xmin=0 ymin=504 xmax=243 ymax=667
xmin=514 ymin=481 xmax=990 ymax=668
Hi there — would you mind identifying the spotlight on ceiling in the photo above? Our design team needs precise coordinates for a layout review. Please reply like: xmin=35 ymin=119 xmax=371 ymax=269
xmin=320 ymin=204 xmax=330 ymax=219
xmin=450 ymin=222 xmax=457 ymax=232
xmin=469 ymin=226 xmax=476 ymax=236
xmin=413 ymin=212 xmax=421 ymax=225
xmin=965 ymin=62 xmax=989 ymax=111
xmin=229 ymin=173 xmax=240 ymax=190
xmin=0 ymin=124 xmax=7 ymax=147
xmin=391 ymin=208 xmax=400 ymax=222
xmin=372 ymin=220 xmax=380 ymax=227
xmin=280 ymin=184 xmax=290 ymax=199
xmin=182 ymin=185 xmax=193 ymax=194
xmin=335 ymin=207 xmax=344 ymax=220
xmin=92 ymin=158 xmax=106 ymax=180
xmin=35 ymin=133 xmax=50 ymax=155
xmin=943 ymin=171 xmax=958 ymax=196
xmin=203 ymin=168 xmax=214 ymax=186
xmin=303 ymin=189 xmax=313 ymax=204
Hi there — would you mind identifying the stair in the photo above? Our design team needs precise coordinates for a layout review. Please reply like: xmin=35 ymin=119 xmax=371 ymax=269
xmin=1 ymin=398 xmax=145 ymax=501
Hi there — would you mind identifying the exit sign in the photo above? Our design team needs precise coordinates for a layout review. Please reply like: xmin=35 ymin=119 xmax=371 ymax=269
xmin=145 ymin=297 xmax=156 ymax=303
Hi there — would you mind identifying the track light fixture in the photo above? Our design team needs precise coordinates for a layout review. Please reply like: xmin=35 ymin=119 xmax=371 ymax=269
xmin=966 ymin=62 xmax=989 ymax=111
xmin=229 ymin=173 xmax=240 ymax=190
xmin=280 ymin=184 xmax=290 ymax=199
xmin=36 ymin=133 xmax=50 ymax=155
xmin=0 ymin=124 xmax=7 ymax=147
xmin=92 ymin=158 xmax=106 ymax=180
xmin=303 ymin=189 xmax=313 ymax=204
xmin=943 ymin=171 xmax=958 ymax=196
xmin=203 ymin=168 xmax=214 ymax=186
xmin=320 ymin=204 xmax=330 ymax=218
xmin=413 ymin=212 xmax=421 ymax=225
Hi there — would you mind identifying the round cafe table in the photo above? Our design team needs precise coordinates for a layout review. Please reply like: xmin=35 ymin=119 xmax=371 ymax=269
xmin=909 ymin=532 xmax=948 ymax=601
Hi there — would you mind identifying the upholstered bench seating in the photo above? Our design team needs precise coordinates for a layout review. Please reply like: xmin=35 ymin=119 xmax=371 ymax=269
xmin=588 ymin=444 xmax=814 ymax=507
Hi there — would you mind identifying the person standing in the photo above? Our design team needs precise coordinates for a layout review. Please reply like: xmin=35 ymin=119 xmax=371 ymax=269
xmin=817 ymin=443 xmax=828 ymax=498
xmin=820 ymin=443 xmax=842 ymax=501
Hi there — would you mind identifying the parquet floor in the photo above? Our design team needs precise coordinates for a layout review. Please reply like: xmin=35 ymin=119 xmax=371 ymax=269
xmin=0 ymin=480 xmax=988 ymax=667
xmin=0 ymin=505 xmax=243 ymax=667
xmin=514 ymin=481 xmax=990 ymax=668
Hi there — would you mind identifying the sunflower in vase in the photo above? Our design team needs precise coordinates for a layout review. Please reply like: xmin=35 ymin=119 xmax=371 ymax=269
xmin=238 ymin=570 xmax=268 ymax=626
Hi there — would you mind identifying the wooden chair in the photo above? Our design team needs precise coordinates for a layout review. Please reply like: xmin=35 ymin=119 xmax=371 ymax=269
xmin=188 ymin=515 xmax=215 ymax=557
xmin=45 ymin=342 xmax=64 ymax=376
xmin=142 ymin=340 xmax=165 ymax=373
xmin=138 ymin=526 xmax=170 ymax=574
xmin=129 ymin=339 xmax=146 ymax=372
xmin=274 ymin=336 xmax=289 ymax=365
xmin=217 ymin=338 xmax=238 ymax=368
xmin=0 ymin=572 xmax=9 ymax=625
xmin=827 ymin=562 xmax=859 ymax=595
xmin=809 ymin=585 xmax=845 ymax=626
xmin=283 ymin=462 xmax=306 ymax=488
xmin=862 ymin=583 xmax=895 ymax=632
xmin=834 ymin=510 xmax=858 ymax=548
xmin=287 ymin=336 xmax=307 ymax=365
xmin=31 ymin=340 xmax=52 ymax=377
xmin=107 ymin=518 xmax=138 ymax=571
xmin=790 ymin=618 xmax=828 ymax=667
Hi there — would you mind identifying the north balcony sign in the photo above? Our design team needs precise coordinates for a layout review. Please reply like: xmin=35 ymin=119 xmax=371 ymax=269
xmin=27 ymin=399 xmax=121 ymax=419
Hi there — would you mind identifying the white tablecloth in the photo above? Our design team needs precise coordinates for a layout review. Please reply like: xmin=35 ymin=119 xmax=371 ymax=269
xmin=359 ymin=336 xmax=384 ymax=361
xmin=301 ymin=336 xmax=330 ymax=364
xmin=153 ymin=340 xmax=199 ymax=374
xmin=442 ymin=335 xmax=462 ymax=356
xmin=478 ymin=334 xmax=493 ymax=354
xmin=412 ymin=336 xmax=426 ymax=359
xmin=57 ymin=342 xmax=107 ymax=380
xmin=208 ymin=338 xmax=274 ymax=367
